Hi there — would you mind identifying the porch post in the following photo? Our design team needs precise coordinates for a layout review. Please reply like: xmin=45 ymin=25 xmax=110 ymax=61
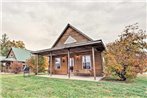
xmin=92 ymin=47 xmax=96 ymax=80
xmin=36 ymin=54 xmax=39 ymax=75
xmin=50 ymin=52 xmax=52 ymax=76
xmin=67 ymin=49 xmax=70 ymax=78
xmin=48 ymin=55 xmax=50 ymax=75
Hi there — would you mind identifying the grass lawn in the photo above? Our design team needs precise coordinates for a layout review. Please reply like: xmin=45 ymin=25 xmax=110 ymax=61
xmin=0 ymin=74 xmax=147 ymax=98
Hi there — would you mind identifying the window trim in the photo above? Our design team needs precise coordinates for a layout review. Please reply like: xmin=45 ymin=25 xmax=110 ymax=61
xmin=82 ymin=55 xmax=92 ymax=69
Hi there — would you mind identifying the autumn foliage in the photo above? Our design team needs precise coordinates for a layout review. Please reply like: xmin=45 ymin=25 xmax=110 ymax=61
xmin=11 ymin=62 xmax=22 ymax=74
xmin=26 ymin=55 xmax=48 ymax=74
xmin=26 ymin=56 xmax=36 ymax=74
xmin=104 ymin=23 xmax=147 ymax=81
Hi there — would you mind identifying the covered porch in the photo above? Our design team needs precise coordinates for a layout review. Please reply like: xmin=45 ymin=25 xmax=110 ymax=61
xmin=0 ymin=58 xmax=16 ymax=72
xmin=33 ymin=40 xmax=105 ymax=80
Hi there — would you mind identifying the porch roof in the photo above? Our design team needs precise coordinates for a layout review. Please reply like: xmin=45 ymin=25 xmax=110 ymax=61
xmin=32 ymin=40 xmax=105 ymax=55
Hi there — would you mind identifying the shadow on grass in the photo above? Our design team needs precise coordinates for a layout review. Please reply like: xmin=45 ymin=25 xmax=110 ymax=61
xmin=101 ymin=77 xmax=134 ymax=83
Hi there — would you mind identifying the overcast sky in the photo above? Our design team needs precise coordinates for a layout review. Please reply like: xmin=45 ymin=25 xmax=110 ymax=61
xmin=1 ymin=0 xmax=146 ymax=50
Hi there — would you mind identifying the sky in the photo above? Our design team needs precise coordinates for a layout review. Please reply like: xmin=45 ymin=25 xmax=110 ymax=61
xmin=1 ymin=0 xmax=147 ymax=51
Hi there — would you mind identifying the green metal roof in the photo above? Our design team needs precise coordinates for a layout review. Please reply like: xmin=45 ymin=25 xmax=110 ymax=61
xmin=11 ymin=47 xmax=32 ymax=62
xmin=0 ymin=56 xmax=6 ymax=61
xmin=1 ymin=58 xmax=16 ymax=62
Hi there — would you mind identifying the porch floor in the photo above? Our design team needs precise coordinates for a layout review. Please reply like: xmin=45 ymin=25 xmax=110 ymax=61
xmin=37 ymin=74 xmax=104 ymax=82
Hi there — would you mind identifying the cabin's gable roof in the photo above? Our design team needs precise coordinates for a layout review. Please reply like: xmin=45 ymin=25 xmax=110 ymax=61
xmin=52 ymin=24 xmax=93 ymax=48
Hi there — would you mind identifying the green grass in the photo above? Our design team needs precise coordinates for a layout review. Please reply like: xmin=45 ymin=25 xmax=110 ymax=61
xmin=0 ymin=74 xmax=147 ymax=98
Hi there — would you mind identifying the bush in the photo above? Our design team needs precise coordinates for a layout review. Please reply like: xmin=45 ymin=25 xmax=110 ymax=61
xmin=11 ymin=62 xmax=22 ymax=74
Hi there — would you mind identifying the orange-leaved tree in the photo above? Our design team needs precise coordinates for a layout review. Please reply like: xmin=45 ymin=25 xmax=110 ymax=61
xmin=26 ymin=56 xmax=37 ymax=74
xmin=104 ymin=23 xmax=147 ymax=81
xmin=26 ymin=55 xmax=48 ymax=74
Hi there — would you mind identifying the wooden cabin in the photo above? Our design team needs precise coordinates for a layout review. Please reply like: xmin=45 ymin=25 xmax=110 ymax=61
xmin=33 ymin=24 xmax=105 ymax=79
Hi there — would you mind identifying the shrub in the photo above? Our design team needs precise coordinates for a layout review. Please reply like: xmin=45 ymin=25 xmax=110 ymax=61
xmin=11 ymin=62 xmax=22 ymax=74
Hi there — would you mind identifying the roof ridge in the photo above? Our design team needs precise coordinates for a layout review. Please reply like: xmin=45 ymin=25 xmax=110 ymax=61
xmin=68 ymin=23 xmax=93 ymax=41
xmin=12 ymin=47 xmax=26 ymax=50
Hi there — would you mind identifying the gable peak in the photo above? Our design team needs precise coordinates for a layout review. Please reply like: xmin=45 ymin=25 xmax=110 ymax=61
xmin=52 ymin=24 xmax=93 ymax=48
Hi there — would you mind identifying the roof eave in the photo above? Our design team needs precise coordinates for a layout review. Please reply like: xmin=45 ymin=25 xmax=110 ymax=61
xmin=32 ymin=40 xmax=105 ymax=55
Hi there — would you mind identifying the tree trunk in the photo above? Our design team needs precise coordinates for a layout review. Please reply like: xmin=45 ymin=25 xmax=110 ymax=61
xmin=115 ymin=65 xmax=127 ymax=81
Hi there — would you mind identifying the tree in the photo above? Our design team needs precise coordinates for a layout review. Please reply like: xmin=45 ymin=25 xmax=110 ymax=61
xmin=26 ymin=55 xmax=48 ymax=74
xmin=7 ymin=40 xmax=25 ymax=48
xmin=26 ymin=56 xmax=36 ymax=74
xmin=0 ymin=33 xmax=25 ymax=56
xmin=104 ymin=23 xmax=147 ymax=81
xmin=38 ymin=55 xmax=47 ymax=72
xmin=0 ymin=33 xmax=9 ymax=56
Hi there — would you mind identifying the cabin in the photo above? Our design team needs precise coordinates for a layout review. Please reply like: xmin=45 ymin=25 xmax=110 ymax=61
xmin=33 ymin=24 xmax=105 ymax=80
xmin=1 ymin=47 xmax=32 ymax=72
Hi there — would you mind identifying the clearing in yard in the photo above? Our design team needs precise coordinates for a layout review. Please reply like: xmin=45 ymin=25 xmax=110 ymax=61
xmin=0 ymin=74 xmax=147 ymax=98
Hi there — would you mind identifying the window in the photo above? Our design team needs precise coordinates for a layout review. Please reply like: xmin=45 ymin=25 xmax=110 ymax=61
xmin=64 ymin=36 xmax=77 ymax=44
xmin=69 ymin=58 xmax=74 ymax=72
xmin=69 ymin=58 xmax=74 ymax=67
xmin=82 ymin=55 xmax=91 ymax=69
xmin=55 ymin=58 xmax=61 ymax=69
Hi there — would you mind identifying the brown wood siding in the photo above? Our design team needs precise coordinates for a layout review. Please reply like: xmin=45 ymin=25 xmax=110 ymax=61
xmin=52 ymin=55 xmax=68 ymax=75
xmin=54 ymin=27 xmax=90 ymax=47
xmin=94 ymin=51 xmax=103 ymax=76
xmin=51 ymin=51 xmax=103 ymax=76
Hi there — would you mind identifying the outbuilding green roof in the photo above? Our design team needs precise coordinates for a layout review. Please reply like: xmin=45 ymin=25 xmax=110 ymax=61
xmin=2 ymin=58 xmax=16 ymax=62
xmin=12 ymin=47 xmax=32 ymax=62
xmin=0 ymin=56 xmax=6 ymax=62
